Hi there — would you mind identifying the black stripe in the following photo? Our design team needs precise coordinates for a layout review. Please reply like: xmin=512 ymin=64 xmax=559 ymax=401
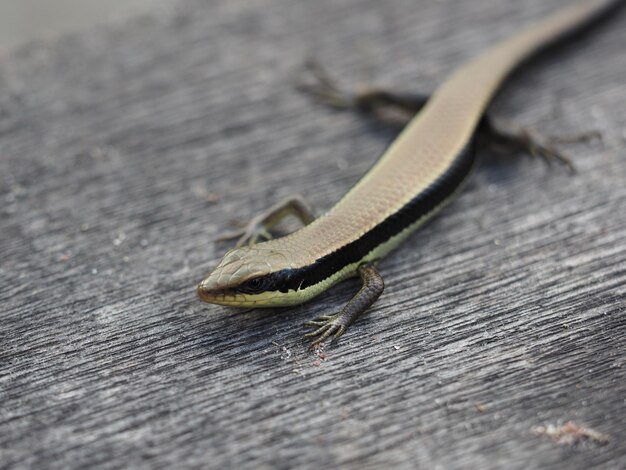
xmin=267 ymin=141 xmax=477 ymax=293
xmin=260 ymin=0 xmax=626 ymax=295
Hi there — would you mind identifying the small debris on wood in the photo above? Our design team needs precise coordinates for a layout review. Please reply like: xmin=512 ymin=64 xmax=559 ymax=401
xmin=311 ymin=343 xmax=327 ymax=357
xmin=532 ymin=421 xmax=610 ymax=446
xmin=192 ymin=186 xmax=221 ymax=204
xmin=271 ymin=341 xmax=292 ymax=360
xmin=206 ymin=192 xmax=221 ymax=204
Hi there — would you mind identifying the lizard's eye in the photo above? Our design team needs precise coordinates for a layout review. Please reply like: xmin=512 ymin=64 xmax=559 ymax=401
xmin=238 ymin=277 xmax=269 ymax=294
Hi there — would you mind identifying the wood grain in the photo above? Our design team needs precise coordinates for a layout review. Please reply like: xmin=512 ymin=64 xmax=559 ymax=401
xmin=1 ymin=0 xmax=625 ymax=468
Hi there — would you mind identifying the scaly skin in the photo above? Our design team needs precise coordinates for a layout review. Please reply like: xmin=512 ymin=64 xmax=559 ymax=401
xmin=197 ymin=0 xmax=623 ymax=345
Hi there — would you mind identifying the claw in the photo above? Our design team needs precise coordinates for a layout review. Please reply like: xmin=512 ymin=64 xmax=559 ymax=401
xmin=304 ymin=315 xmax=339 ymax=328
xmin=214 ymin=228 xmax=246 ymax=243
xmin=304 ymin=325 xmax=331 ymax=338
xmin=303 ymin=58 xmax=340 ymax=92
xmin=304 ymin=314 xmax=347 ymax=347
xmin=216 ymin=196 xmax=316 ymax=249
xmin=307 ymin=324 xmax=340 ymax=347
xmin=333 ymin=325 xmax=346 ymax=340
xmin=481 ymin=118 xmax=586 ymax=173
xmin=215 ymin=222 xmax=273 ymax=248
xmin=530 ymin=142 xmax=576 ymax=173
xmin=297 ymin=59 xmax=356 ymax=109
xmin=241 ymin=227 xmax=272 ymax=247
xmin=308 ymin=315 xmax=334 ymax=322
xmin=547 ymin=130 xmax=601 ymax=144
xmin=304 ymin=320 xmax=328 ymax=327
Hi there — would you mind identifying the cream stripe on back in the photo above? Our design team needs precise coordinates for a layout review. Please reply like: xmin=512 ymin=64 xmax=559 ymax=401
xmin=266 ymin=0 xmax=614 ymax=268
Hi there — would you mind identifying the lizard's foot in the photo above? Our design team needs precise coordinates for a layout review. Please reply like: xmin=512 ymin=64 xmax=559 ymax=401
xmin=304 ymin=314 xmax=348 ymax=347
xmin=481 ymin=118 xmax=601 ymax=173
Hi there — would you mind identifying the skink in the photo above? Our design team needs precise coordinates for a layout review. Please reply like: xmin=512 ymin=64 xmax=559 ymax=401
xmin=198 ymin=0 xmax=623 ymax=346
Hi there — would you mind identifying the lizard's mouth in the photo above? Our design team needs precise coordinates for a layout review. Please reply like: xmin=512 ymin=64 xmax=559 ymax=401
xmin=196 ymin=280 xmax=233 ymax=305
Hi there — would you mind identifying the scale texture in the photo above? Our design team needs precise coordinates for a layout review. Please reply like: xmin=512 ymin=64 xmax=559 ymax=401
xmin=1 ymin=0 xmax=625 ymax=468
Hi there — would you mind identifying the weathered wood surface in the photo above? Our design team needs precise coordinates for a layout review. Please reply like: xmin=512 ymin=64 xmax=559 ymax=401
xmin=1 ymin=0 xmax=625 ymax=468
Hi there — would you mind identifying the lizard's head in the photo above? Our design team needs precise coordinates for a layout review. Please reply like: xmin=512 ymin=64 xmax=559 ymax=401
xmin=197 ymin=245 xmax=306 ymax=307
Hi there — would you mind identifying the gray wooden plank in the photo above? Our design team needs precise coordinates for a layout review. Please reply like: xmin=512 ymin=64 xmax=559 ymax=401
xmin=1 ymin=0 xmax=625 ymax=468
